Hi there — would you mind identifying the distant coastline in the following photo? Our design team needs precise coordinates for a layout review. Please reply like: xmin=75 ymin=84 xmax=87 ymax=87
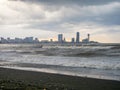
xmin=0 ymin=42 xmax=120 ymax=46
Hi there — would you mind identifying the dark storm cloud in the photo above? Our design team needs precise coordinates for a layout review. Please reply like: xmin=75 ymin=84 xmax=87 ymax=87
xmin=101 ymin=11 xmax=120 ymax=25
xmin=16 ymin=0 xmax=120 ymax=25
xmin=15 ymin=0 xmax=120 ymax=6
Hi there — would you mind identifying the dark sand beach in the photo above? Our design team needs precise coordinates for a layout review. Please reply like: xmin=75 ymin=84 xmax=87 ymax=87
xmin=0 ymin=67 xmax=120 ymax=90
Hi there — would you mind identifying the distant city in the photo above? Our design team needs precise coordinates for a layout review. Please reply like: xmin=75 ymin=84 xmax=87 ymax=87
xmin=0 ymin=32 xmax=98 ymax=45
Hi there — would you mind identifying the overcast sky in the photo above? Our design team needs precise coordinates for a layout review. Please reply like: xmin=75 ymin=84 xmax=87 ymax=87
xmin=0 ymin=0 xmax=120 ymax=43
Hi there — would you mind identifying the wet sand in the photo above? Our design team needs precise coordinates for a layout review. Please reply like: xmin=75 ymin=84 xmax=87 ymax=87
xmin=0 ymin=67 xmax=120 ymax=90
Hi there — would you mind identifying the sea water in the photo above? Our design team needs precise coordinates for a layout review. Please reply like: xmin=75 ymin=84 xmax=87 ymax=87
xmin=0 ymin=44 xmax=120 ymax=81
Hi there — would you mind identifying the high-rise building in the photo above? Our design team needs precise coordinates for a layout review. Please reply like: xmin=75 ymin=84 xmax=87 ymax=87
xmin=88 ymin=34 xmax=90 ymax=42
xmin=63 ymin=37 xmax=66 ymax=42
xmin=1 ymin=37 xmax=7 ymax=43
xmin=35 ymin=38 xmax=39 ymax=43
xmin=71 ymin=38 xmax=75 ymax=43
xmin=58 ymin=34 xmax=63 ymax=43
xmin=76 ymin=32 xmax=80 ymax=43
xmin=24 ymin=37 xmax=33 ymax=43
xmin=82 ymin=34 xmax=90 ymax=43
xmin=50 ymin=39 xmax=53 ymax=42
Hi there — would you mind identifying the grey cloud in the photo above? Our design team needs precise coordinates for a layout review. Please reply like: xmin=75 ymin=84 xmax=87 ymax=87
xmin=16 ymin=0 xmax=120 ymax=6
xmin=24 ymin=22 xmax=72 ymax=33
xmin=7 ymin=0 xmax=120 ymax=31
xmin=6 ymin=0 xmax=120 ymax=29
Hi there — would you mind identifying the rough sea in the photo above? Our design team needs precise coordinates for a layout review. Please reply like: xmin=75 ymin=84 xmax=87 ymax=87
xmin=0 ymin=44 xmax=120 ymax=81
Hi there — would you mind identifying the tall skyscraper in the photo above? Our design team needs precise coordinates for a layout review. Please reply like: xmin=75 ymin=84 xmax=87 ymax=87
xmin=71 ymin=38 xmax=75 ymax=43
xmin=58 ymin=34 xmax=63 ymax=43
xmin=88 ymin=34 xmax=90 ymax=42
xmin=63 ymin=37 xmax=66 ymax=42
xmin=76 ymin=32 xmax=80 ymax=43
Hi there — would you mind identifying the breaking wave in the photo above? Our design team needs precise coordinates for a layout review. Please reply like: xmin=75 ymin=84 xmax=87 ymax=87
xmin=0 ymin=44 xmax=120 ymax=57
xmin=18 ymin=46 xmax=120 ymax=57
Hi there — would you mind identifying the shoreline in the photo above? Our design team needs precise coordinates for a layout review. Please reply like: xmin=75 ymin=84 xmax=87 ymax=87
xmin=0 ymin=67 xmax=120 ymax=90
xmin=1 ymin=66 xmax=120 ymax=82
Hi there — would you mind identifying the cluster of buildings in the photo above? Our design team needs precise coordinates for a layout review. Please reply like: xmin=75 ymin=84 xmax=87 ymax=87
xmin=0 ymin=37 xmax=39 ymax=43
xmin=58 ymin=32 xmax=90 ymax=43
xmin=0 ymin=32 xmax=97 ymax=44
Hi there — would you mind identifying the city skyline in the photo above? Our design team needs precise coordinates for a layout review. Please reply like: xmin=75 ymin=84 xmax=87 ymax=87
xmin=0 ymin=0 xmax=120 ymax=43
xmin=0 ymin=32 xmax=92 ymax=43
